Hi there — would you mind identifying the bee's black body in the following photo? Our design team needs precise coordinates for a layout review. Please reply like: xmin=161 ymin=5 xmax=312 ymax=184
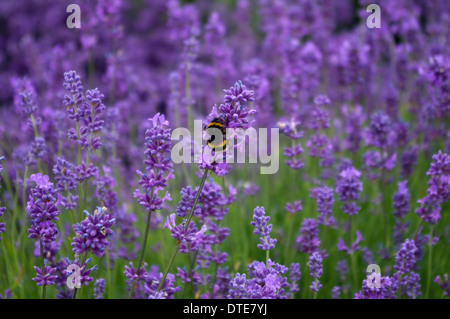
xmin=205 ymin=118 xmax=227 ymax=152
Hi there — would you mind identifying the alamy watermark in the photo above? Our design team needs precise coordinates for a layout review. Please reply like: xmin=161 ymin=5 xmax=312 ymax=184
xmin=366 ymin=264 xmax=382 ymax=288
xmin=66 ymin=4 xmax=81 ymax=29
xmin=366 ymin=4 xmax=381 ymax=29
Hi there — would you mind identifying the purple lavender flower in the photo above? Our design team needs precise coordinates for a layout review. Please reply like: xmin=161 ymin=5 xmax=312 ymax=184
xmin=296 ymin=218 xmax=320 ymax=254
xmin=228 ymin=273 xmax=247 ymax=299
xmin=310 ymin=186 xmax=336 ymax=227
xmin=64 ymin=71 xmax=106 ymax=151
xmin=32 ymin=265 xmax=57 ymax=286
xmin=400 ymin=146 xmax=418 ymax=179
xmin=308 ymin=252 xmax=323 ymax=293
xmin=63 ymin=71 xmax=85 ymax=120
xmin=336 ymin=166 xmax=363 ymax=216
xmin=365 ymin=112 xmax=392 ymax=149
xmin=434 ymin=274 xmax=450 ymax=297
xmin=279 ymin=118 xmax=304 ymax=170
xmin=52 ymin=157 xmax=77 ymax=193
xmin=331 ymin=286 xmax=341 ymax=299
xmin=342 ymin=105 xmax=365 ymax=152
xmin=416 ymin=150 xmax=450 ymax=224
xmin=71 ymin=206 xmax=116 ymax=257
xmin=219 ymin=81 xmax=256 ymax=130
xmin=144 ymin=266 xmax=181 ymax=299
xmin=0 ymin=289 xmax=12 ymax=299
xmin=227 ymin=259 xmax=289 ymax=299
xmin=251 ymin=206 xmax=277 ymax=251
xmin=423 ymin=55 xmax=450 ymax=118
xmin=124 ymin=262 xmax=147 ymax=283
xmin=65 ymin=257 xmax=97 ymax=287
xmin=27 ymin=173 xmax=61 ymax=243
xmin=405 ymin=272 xmax=421 ymax=299
xmin=392 ymin=181 xmax=411 ymax=246
xmin=285 ymin=201 xmax=302 ymax=214
xmin=163 ymin=213 xmax=207 ymax=253
xmin=134 ymin=113 xmax=174 ymax=212
xmin=337 ymin=231 xmax=363 ymax=254
xmin=355 ymin=276 xmax=395 ymax=299
xmin=288 ymin=263 xmax=301 ymax=296
xmin=394 ymin=239 xmax=417 ymax=275
xmin=306 ymin=95 xmax=333 ymax=168
xmin=393 ymin=180 xmax=411 ymax=219
xmin=94 ymin=278 xmax=105 ymax=299
xmin=336 ymin=260 xmax=348 ymax=283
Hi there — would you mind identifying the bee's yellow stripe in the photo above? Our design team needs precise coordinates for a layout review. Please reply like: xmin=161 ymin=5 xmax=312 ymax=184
xmin=208 ymin=122 xmax=223 ymax=128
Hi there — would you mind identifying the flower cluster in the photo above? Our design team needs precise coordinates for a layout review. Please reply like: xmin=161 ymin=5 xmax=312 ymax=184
xmin=71 ymin=206 xmax=116 ymax=257
xmin=310 ymin=186 xmax=336 ymax=227
xmin=227 ymin=259 xmax=289 ymax=299
xmin=27 ymin=174 xmax=61 ymax=244
xmin=32 ymin=266 xmax=57 ymax=286
xmin=337 ymin=231 xmax=363 ymax=255
xmin=354 ymin=276 xmax=395 ymax=299
xmin=434 ymin=274 xmax=450 ymax=297
xmin=64 ymin=257 xmax=98 ymax=288
xmin=133 ymin=113 xmax=174 ymax=212
xmin=308 ymin=252 xmax=323 ymax=293
xmin=251 ymin=206 xmax=277 ymax=251
xmin=163 ymin=213 xmax=207 ymax=253
xmin=336 ymin=166 xmax=363 ymax=216
xmin=296 ymin=218 xmax=320 ymax=254
xmin=392 ymin=181 xmax=411 ymax=245
xmin=94 ymin=278 xmax=105 ymax=299
xmin=416 ymin=150 xmax=450 ymax=224
xmin=64 ymin=71 xmax=106 ymax=151
xmin=200 ymin=81 xmax=255 ymax=174
xmin=279 ymin=118 xmax=304 ymax=170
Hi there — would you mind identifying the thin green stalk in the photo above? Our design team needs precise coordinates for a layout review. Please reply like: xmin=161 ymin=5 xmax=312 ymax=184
xmin=284 ymin=213 xmax=295 ymax=265
xmin=106 ymin=248 xmax=112 ymax=299
xmin=20 ymin=165 xmax=29 ymax=297
xmin=425 ymin=225 xmax=434 ymax=299
xmin=21 ymin=166 xmax=29 ymax=237
xmin=40 ymin=239 xmax=46 ymax=299
xmin=129 ymin=209 xmax=153 ymax=299
xmin=30 ymin=114 xmax=43 ymax=173
xmin=157 ymin=169 xmax=209 ymax=293
xmin=349 ymin=215 xmax=357 ymax=291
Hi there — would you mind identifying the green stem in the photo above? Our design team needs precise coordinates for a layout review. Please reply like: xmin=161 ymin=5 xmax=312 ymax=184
xmin=22 ymin=166 xmax=29 ymax=236
xmin=40 ymin=239 xmax=46 ymax=299
xmin=425 ymin=226 xmax=434 ymax=299
xmin=129 ymin=209 xmax=153 ymax=299
xmin=157 ymin=169 xmax=209 ymax=293
xmin=349 ymin=215 xmax=357 ymax=291
xmin=284 ymin=214 xmax=295 ymax=265
xmin=30 ymin=114 xmax=43 ymax=173
xmin=106 ymin=248 xmax=112 ymax=299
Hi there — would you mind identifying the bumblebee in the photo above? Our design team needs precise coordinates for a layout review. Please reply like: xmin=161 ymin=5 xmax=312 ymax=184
xmin=205 ymin=118 xmax=226 ymax=152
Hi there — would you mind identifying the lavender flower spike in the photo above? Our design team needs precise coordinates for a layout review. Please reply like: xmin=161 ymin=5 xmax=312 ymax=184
xmin=251 ymin=206 xmax=277 ymax=251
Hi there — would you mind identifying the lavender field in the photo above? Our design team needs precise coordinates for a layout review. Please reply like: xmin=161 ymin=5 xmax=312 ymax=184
xmin=0 ymin=0 xmax=449 ymax=300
